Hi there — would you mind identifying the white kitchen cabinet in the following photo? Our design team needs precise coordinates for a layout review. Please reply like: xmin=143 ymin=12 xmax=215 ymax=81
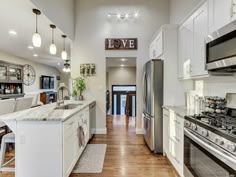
xmin=208 ymin=0 xmax=232 ymax=34
xmin=163 ymin=109 xmax=184 ymax=177
xmin=163 ymin=109 xmax=170 ymax=157
xmin=178 ymin=17 xmax=193 ymax=79
xmin=179 ymin=2 xmax=209 ymax=79
xmin=149 ymin=31 xmax=163 ymax=59
xmin=192 ymin=2 xmax=208 ymax=77
xmin=63 ymin=106 xmax=90 ymax=177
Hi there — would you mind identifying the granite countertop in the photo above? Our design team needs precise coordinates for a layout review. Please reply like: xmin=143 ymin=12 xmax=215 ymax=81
xmin=0 ymin=100 xmax=95 ymax=122
xmin=163 ymin=106 xmax=195 ymax=118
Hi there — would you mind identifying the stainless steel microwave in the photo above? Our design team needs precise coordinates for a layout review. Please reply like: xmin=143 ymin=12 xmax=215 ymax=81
xmin=206 ymin=20 xmax=236 ymax=72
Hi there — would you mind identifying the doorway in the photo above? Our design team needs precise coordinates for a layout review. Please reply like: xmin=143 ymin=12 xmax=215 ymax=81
xmin=106 ymin=57 xmax=137 ymax=120
xmin=112 ymin=85 xmax=136 ymax=116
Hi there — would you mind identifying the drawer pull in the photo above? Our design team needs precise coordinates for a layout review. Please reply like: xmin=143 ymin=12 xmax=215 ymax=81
xmin=173 ymin=136 xmax=180 ymax=143
xmin=174 ymin=120 xmax=181 ymax=125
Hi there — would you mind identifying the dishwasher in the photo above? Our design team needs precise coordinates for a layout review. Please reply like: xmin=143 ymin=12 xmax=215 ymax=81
xmin=89 ymin=102 xmax=96 ymax=139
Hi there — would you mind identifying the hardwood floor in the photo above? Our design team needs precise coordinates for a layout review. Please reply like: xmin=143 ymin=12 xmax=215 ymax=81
xmin=1 ymin=115 xmax=179 ymax=177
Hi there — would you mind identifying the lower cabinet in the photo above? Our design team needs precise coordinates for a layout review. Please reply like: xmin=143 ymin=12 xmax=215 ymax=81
xmin=163 ymin=109 xmax=184 ymax=177
xmin=63 ymin=106 xmax=90 ymax=177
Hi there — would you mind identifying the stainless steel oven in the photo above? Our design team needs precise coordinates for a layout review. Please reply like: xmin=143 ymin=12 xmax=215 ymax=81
xmin=184 ymin=128 xmax=236 ymax=177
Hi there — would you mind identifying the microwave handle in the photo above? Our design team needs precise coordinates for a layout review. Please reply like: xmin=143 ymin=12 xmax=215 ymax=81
xmin=184 ymin=128 xmax=236 ymax=170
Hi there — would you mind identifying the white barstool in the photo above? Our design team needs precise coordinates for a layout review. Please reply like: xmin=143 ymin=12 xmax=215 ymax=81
xmin=0 ymin=99 xmax=15 ymax=172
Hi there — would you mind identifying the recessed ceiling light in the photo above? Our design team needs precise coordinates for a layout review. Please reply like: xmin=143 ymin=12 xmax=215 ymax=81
xmin=117 ymin=14 xmax=121 ymax=19
xmin=121 ymin=58 xmax=127 ymax=61
xmin=134 ymin=12 xmax=139 ymax=17
xmin=120 ymin=64 xmax=125 ymax=67
xmin=28 ymin=46 xmax=34 ymax=50
xmin=33 ymin=54 xmax=38 ymax=57
xmin=8 ymin=30 xmax=17 ymax=36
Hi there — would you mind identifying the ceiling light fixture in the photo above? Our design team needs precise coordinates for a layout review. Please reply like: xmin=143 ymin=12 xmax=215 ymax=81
xmin=61 ymin=35 xmax=68 ymax=60
xmin=121 ymin=58 xmax=127 ymax=61
xmin=32 ymin=9 xmax=41 ymax=47
xmin=108 ymin=12 xmax=139 ymax=20
xmin=49 ymin=24 xmax=57 ymax=55
xmin=63 ymin=60 xmax=70 ymax=72
xmin=120 ymin=64 xmax=125 ymax=67
xmin=33 ymin=54 xmax=38 ymax=57
xmin=8 ymin=30 xmax=17 ymax=36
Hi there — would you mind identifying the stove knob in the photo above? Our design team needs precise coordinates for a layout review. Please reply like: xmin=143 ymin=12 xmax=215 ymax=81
xmin=201 ymin=130 xmax=208 ymax=137
xmin=219 ymin=140 xmax=224 ymax=145
xmin=191 ymin=124 xmax=197 ymax=131
xmin=227 ymin=144 xmax=236 ymax=152
xmin=185 ymin=121 xmax=191 ymax=128
xmin=215 ymin=138 xmax=224 ymax=145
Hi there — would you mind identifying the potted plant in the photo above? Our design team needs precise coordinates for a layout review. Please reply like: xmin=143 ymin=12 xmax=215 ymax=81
xmin=72 ymin=77 xmax=86 ymax=101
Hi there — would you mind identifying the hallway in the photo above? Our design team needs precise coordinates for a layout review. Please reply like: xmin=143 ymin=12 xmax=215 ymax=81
xmin=71 ymin=115 xmax=179 ymax=177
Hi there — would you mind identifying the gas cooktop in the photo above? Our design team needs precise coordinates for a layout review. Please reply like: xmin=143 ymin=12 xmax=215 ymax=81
xmin=191 ymin=112 xmax=236 ymax=137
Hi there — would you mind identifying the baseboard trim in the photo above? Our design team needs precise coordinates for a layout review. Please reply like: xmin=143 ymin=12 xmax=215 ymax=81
xmin=95 ymin=128 xmax=107 ymax=134
xmin=136 ymin=128 xmax=144 ymax=135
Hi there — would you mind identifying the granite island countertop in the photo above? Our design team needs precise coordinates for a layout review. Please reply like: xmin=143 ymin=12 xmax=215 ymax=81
xmin=163 ymin=105 xmax=196 ymax=118
xmin=0 ymin=100 xmax=95 ymax=122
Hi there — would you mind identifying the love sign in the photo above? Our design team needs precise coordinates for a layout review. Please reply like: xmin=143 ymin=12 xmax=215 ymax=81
xmin=105 ymin=38 xmax=138 ymax=50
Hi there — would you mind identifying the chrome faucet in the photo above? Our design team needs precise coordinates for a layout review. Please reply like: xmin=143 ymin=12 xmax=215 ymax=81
xmin=57 ymin=84 xmax=71 ymax=107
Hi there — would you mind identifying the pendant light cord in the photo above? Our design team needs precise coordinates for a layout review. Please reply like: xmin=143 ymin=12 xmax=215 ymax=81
xmin=36 ymin=14 xmax=38 ymax=33
xmin=64 ymin=38 xmax=66 ymax=50
xmin=52 ymin=28 xmax=54 ymax=44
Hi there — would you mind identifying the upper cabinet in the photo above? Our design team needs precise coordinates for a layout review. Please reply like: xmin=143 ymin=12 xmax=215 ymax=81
xmin=192 ymin=2 xmax=208 ymax=77
xmin=208 ymin=0 xmax=232 ymax=34
xmin=178 ymin=2 xmax=208 ymax=79
xmin=178 ymin=18 xmax=193 ymax=78
xmin=149 ymin=31 xmax=163 ymax=59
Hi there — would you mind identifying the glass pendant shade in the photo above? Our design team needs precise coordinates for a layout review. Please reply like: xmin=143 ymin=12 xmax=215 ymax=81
xmin=32 ymin=32 xmax=41 ymax=47
xmin=61 ymin=50 xmax=67 ymax=60
xmin=50 ymin=43 xmax=57 ymax=55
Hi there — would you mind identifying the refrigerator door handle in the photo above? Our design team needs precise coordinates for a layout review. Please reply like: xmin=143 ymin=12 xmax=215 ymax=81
xmin=143 ymin=72 xmax=147 ymax=105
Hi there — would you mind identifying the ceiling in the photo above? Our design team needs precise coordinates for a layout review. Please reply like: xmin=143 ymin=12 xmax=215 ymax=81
xmin=106 ymin=57 xmax=136 ymax=68
xmin=0 ymin=0 xmax=72 ymax=70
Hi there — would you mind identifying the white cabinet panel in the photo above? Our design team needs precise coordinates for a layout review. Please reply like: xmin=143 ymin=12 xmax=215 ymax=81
xmin=208 ymin=0 xmax=232 ymax=34
xmin=192 ymin=2 xmax=208 ymax=77
xmin=163 ymin=109 xmax=170 ymax=156
xmin=179 ymin=18 xmax=193 ymax=79
xmin=149 ymin=31 xmax=163 ymax=59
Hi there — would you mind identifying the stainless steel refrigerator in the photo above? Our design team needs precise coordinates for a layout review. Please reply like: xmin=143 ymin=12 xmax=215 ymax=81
xmin=143 ymin=59 xmax=163 ymax=153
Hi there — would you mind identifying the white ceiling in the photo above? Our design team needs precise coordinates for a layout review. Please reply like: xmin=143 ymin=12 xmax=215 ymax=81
xmin=0 ymin=0 xmax=72 ymax=70
xmin=106 ymin=57 xmax=136 ymax=68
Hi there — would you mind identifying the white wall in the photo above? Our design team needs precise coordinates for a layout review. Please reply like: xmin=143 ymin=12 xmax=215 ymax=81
xmin=107 ymin=67 xmax=136 ymax=92
xmin=0 ymin=50 xmax=60 ymax=94
xmin=30 ymin=0 xmax=75 ymax=39
xmin=169 ymin=0 xmax=204 ymax=24
xmin=195 ymin=76 xmax=236 ymax=98
xmin=71 ymin=0 xmax=170 ymax=133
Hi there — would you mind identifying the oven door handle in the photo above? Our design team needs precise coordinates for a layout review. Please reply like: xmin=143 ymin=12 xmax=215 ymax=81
xmin=184 ymin=128 xmax=236 ymax=170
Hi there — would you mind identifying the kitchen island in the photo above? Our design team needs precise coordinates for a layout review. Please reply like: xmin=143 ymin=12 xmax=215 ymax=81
xmin=0 ymin=100 xmax=96 ymax=177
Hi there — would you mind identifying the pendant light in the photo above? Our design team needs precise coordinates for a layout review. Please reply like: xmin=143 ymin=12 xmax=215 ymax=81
xmin=61 ymin=35 xmax=67 ymax=60
xmin=32 ymin=9 xmax=41 ymax=47
xmin=63 ymin=60 xmax=70 ymax=72
xmin=49 ymin=24 xmax=57 ymax=55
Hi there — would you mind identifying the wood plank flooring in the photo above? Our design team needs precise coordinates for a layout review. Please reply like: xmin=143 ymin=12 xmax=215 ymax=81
xmin=1 ymin=115 xmax=179 ymax=177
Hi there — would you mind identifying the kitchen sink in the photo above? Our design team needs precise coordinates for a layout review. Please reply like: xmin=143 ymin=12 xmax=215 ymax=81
xmin=55 ymin=103 xmax=83 ymax=110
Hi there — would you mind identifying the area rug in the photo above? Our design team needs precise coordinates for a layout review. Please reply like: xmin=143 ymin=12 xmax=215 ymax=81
xmin=73 ymin=144 xmax=107 ymax=173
